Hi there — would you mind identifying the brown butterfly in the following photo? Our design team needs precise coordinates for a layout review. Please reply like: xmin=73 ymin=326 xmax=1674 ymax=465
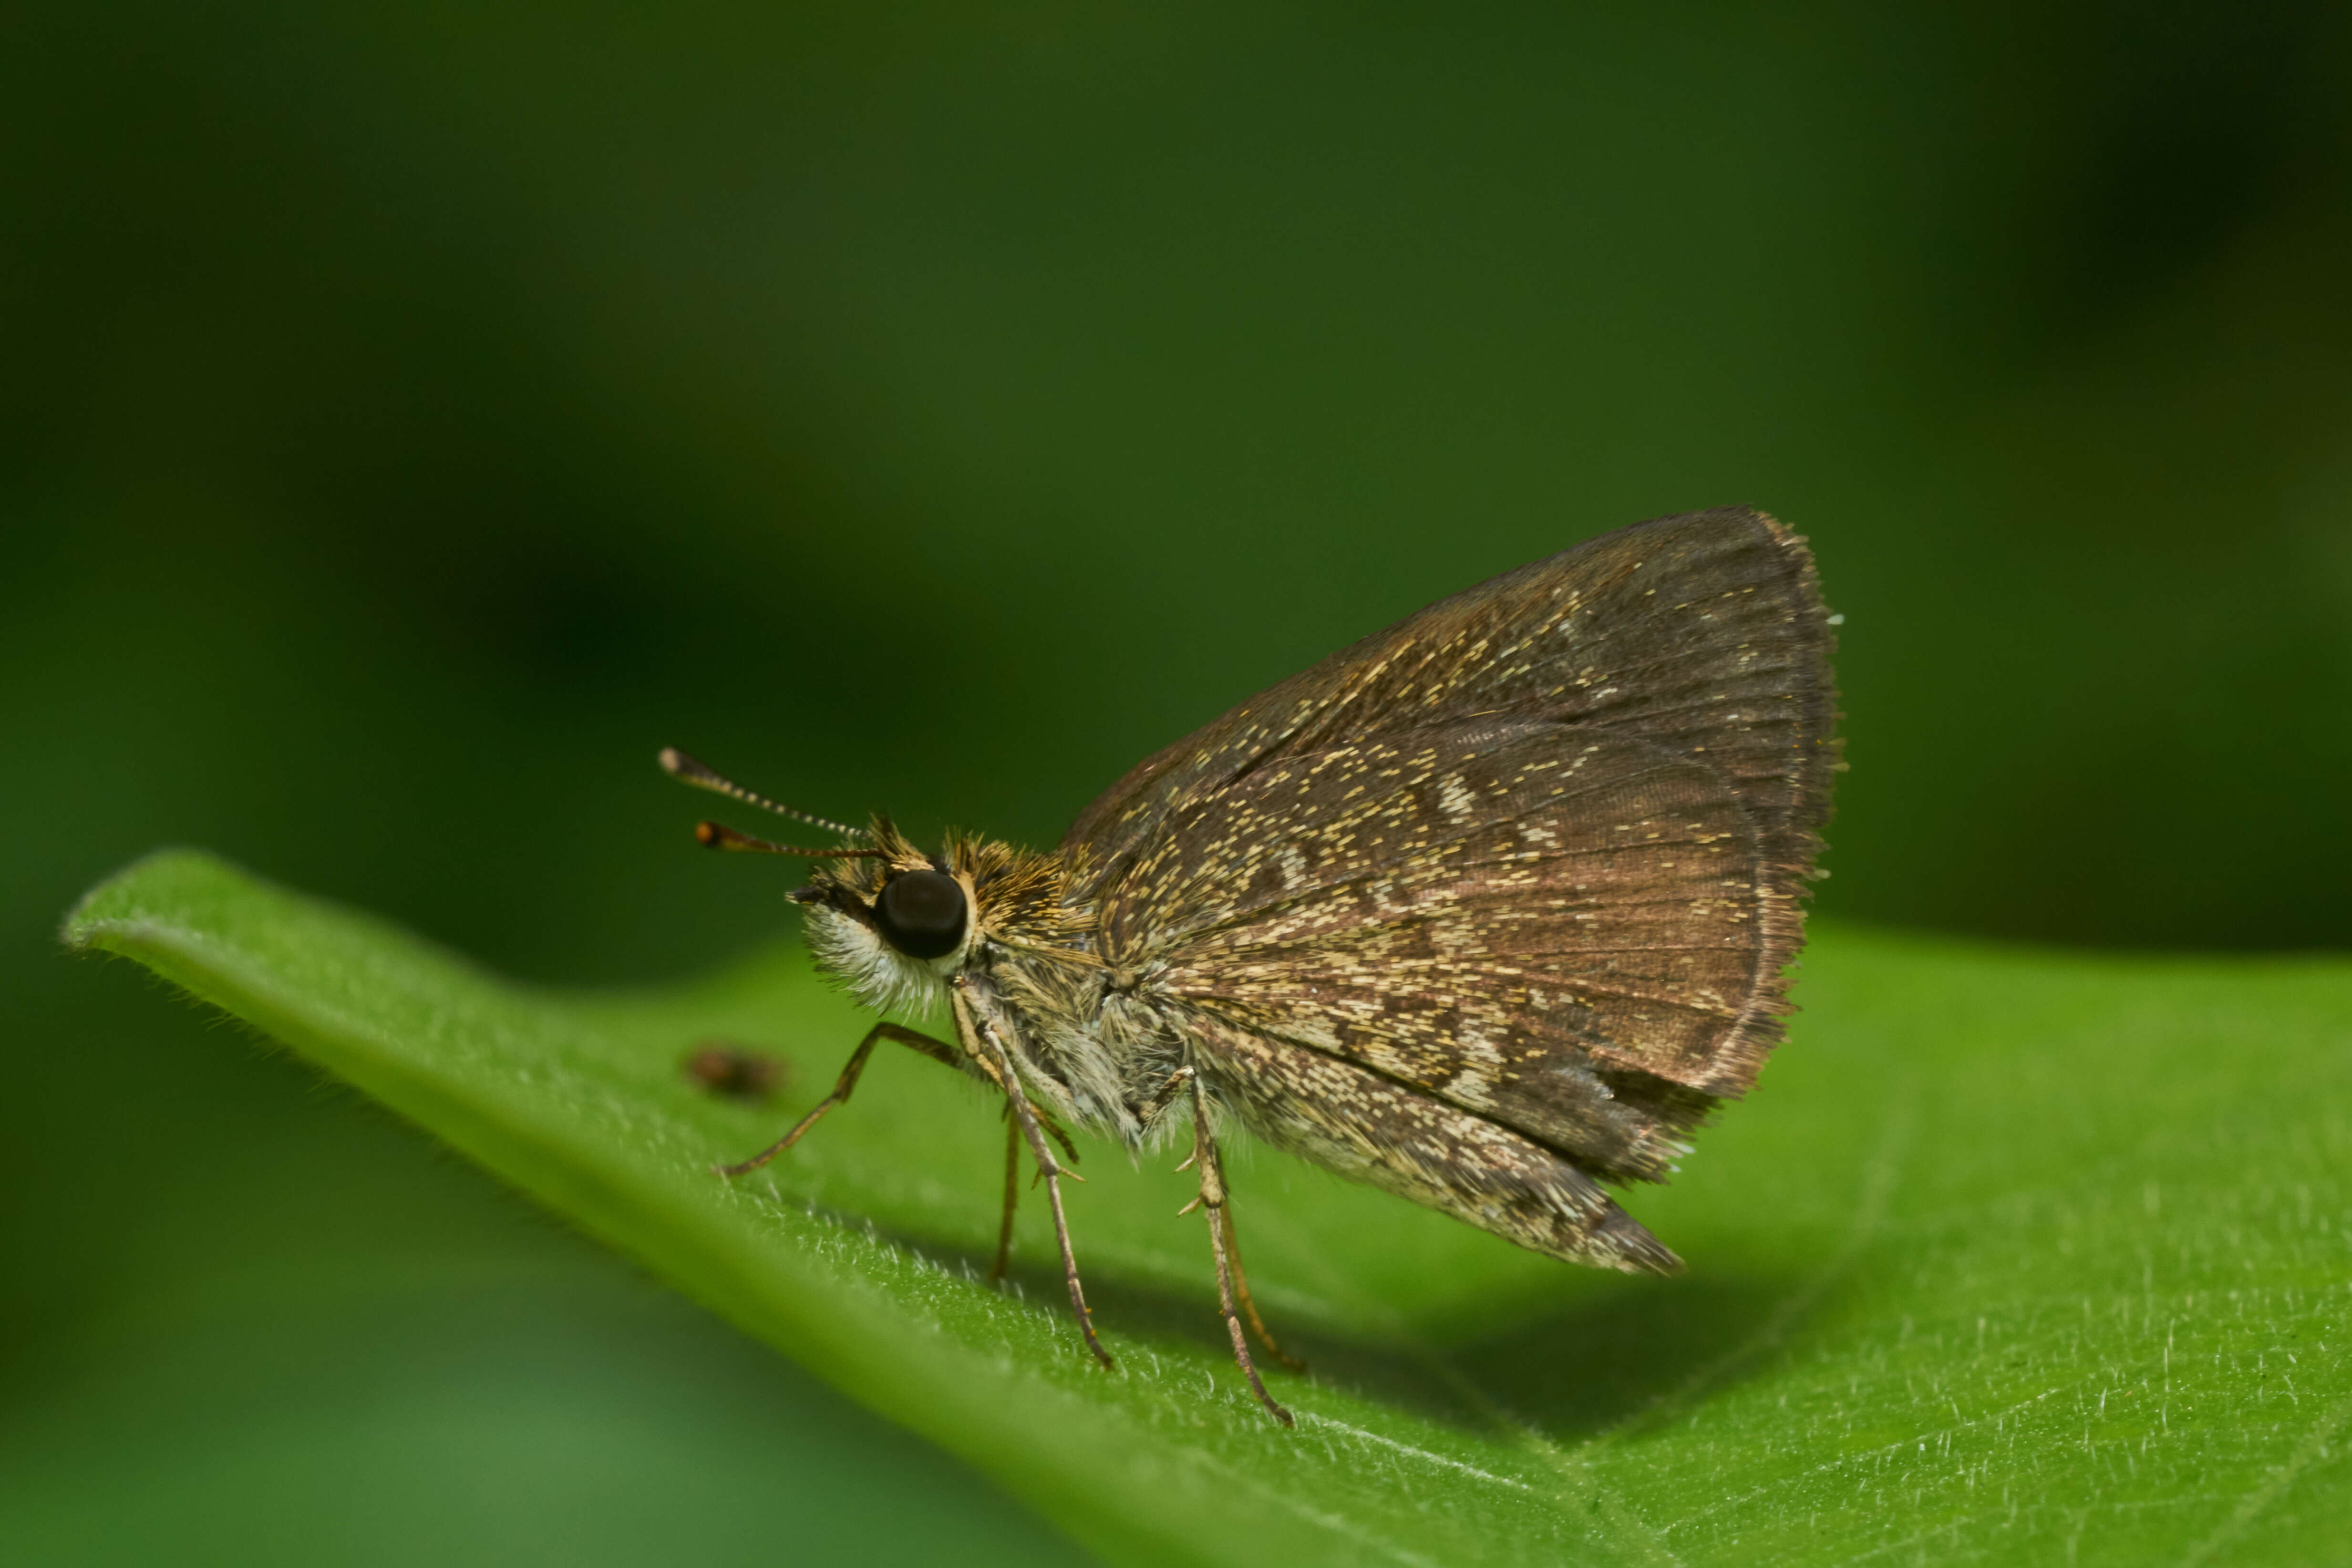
xmin=661 ymin=506 xmax=1839 ymax=1425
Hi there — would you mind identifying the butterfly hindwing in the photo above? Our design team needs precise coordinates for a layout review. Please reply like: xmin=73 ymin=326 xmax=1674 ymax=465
xmin=1110 ymin=722 xmax=1770 ymax=1180
xmin=1182 ymin=1009 xmax=1681 ymax=1274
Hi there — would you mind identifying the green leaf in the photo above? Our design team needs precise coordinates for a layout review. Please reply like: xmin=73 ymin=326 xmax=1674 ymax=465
xmin=65 ymin=850 xmax=2352 ymax=1566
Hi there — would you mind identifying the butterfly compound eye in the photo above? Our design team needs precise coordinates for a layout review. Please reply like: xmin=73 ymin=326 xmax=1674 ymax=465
xmin=871 ymin=869 xmax=969 ymax=960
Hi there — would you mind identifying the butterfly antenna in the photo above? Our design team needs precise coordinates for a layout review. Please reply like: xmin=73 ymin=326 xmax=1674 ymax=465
xmin=692 ymin=820 xmax=887 ymax=860
xmin=658 ymin=748 xmax=866 ymax=839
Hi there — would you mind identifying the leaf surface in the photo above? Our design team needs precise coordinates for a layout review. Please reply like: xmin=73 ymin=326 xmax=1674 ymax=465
xmin=65 ymin=851 xmax=2352 ymax=1566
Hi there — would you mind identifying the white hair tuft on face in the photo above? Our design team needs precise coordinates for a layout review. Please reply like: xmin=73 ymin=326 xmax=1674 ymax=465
xmin=803 ymin=902 xmax=948 ymax=1019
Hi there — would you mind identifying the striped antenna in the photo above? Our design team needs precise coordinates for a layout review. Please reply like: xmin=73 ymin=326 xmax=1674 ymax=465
xmin=658 ymin=748 xmax=865 ymax=839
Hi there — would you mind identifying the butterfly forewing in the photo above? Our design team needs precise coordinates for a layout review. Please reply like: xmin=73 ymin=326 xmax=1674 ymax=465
xmin=1066 ymin=508 xmax=1837 ymax=1238
xmin=1067 ymin=509 xmax=1834 ymax=882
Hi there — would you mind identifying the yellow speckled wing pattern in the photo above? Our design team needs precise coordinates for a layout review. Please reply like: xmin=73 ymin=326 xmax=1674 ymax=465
xmin=1119 ymin=725 xmax=1764 ymax=1180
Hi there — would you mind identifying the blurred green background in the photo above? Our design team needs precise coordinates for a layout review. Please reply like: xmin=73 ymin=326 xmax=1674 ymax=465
xmin=5 ymin=2 xmax=2350 ymax=1562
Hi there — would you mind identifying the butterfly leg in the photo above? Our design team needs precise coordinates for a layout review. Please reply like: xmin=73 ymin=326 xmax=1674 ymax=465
xmin=954 ymin=978 xmax=1116 ymax=1371
xmin=1135 ymin=1064 xmax=1195 ymax=1134
xmin=1217 ymin=1201 xmax=1305 ymax=1372
xmin=1187 ymin=1075 xmax=1295 ymax=1426
xmin=715 ymin=1021 xmax=959 ymax=1177
xmin=989 ymin=1110 xmax=1020 ymax=1283
xmin=1155 ymin=1068 xmax=1301 ymax=1372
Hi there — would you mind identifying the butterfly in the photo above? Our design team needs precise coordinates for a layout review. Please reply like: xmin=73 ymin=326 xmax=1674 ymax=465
xmin=662 ymin=506 xmax=1839 ymax=1425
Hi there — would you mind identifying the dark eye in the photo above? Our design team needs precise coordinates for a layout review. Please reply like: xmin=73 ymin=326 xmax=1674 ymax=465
xmin=871 ymin=869 xmax=969 ymax=959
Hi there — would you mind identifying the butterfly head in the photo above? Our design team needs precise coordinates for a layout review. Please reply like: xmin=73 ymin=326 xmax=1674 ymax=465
xmin=787 ymin=822 xmax=977 ymax=1017
xmin=660 ymin=748 xmax=1080 ymax=1017
xmin=656 ymin=748 xmax=1016 ymax=1016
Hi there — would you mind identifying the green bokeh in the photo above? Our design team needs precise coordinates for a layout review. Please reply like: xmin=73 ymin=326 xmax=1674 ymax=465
xmin=5 ymin=2 xmax=2349 ymax=1562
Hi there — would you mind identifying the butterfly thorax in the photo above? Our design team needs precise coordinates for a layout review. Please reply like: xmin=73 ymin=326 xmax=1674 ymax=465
xmin=791 ymin=814 xmax=1182 ymax=1144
